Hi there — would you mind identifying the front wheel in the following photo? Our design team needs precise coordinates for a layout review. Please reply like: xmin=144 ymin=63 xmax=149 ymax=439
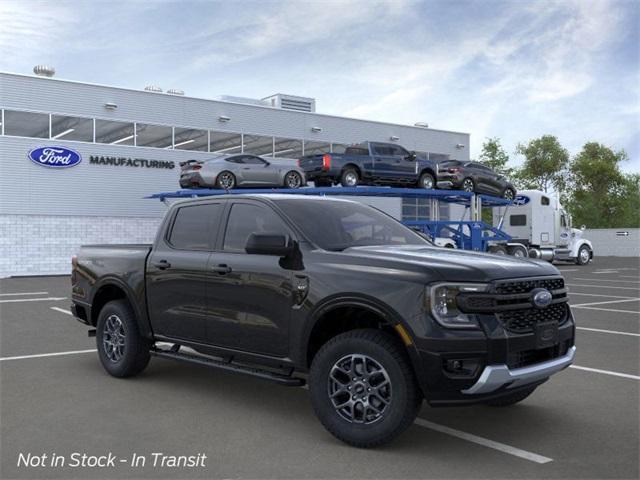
xmin=96 ymin=300 xmax=151 ymax=378
xmin=284 ymin=171 xmax=303 ymax=189
xmin=503 ymin=188 xmax=516 ymax=201
xmin=507 ymin=244 xmax=528 ymax=258
xmin=418 ymin=172 xmax=435 ymax=190
xmin=461 ymin=177 xmax=475 ymax=192
xmin=576 ymin=245 xmax=591 ymax=265
xmin=309 ymin=329 xmax=422 ymax=448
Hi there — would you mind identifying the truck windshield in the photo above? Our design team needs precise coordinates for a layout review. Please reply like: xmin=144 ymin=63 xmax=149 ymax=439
xmin=274 ymin=199 xmax=430 ymax=251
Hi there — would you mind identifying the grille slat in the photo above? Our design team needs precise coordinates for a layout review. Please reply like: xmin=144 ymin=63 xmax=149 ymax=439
xmin=495 ymin=277 xmax=565 ymax=294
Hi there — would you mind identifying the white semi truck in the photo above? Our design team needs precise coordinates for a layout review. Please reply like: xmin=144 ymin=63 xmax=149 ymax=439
xmin=492 ymin=190 xmax=594 ymax=265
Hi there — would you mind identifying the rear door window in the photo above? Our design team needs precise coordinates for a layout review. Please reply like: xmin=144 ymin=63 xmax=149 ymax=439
xmin=169 ymin=203 xmax=223 ymax=250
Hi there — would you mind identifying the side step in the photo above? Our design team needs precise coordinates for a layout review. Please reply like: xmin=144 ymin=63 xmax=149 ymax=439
xmin=150 ymin=348 xmax=305 ymax=387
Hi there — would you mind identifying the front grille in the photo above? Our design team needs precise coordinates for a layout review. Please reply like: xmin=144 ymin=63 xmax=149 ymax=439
xmin=497 ymin=302 xmax=568 ymax=333
xmin=507 ymin=340 xmax=571 ymax=369
xmin=495 ymin=277 xmax=564 ymax=294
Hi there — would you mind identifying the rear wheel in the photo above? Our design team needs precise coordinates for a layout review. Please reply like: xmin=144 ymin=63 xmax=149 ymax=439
xmin=418 ymin=172 xmax=435 ymax=189
xmin=486 ymin=386 xmax=536 ymax=407
xmin=309 ymin=329 xmax=422 ymax=448
xmin=488 ymin=245 xmax=508 ymax=256
xmin=461 ymin=177 xmax=475 ymax=192
xmin=96 ymin=300 xmax=151 ymax=378
xmin=340 ymin=168 xmax=359 ymax=187
xmin=216 ymin=171 xmax=236 ymax=189
xmin=507 ymin=244 xmax=528 ymax=258
xmin=284 ymin=171 xmax=303 ymax=189
xmin=576 ymin=245 xmax=591 ymax=265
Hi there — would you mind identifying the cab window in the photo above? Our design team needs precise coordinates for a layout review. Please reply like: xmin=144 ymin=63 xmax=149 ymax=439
xmin=223 ymin=203 xmax=290 ymax=253
xmin=541 ymin=196 xmax=550 ymax=205
xmin=510 ymin=215 xmax=527 ymax=226
xmin=169 ymin=203 xmax=223 ymax=250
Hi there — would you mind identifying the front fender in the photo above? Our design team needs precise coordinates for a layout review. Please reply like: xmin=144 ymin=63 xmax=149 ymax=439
xmin=570 ymin=238 xmax=593 ymax=257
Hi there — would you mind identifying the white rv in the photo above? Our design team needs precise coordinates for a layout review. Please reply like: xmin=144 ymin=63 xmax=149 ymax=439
xmin=492 ymin=190 xmax=594 ymax=265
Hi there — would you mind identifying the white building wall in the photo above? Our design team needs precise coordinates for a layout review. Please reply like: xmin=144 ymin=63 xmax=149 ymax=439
xmin=584 ymin=228 xmax=640 ymax=257
xmin=0 ymin=215 xmax=162 ymax=277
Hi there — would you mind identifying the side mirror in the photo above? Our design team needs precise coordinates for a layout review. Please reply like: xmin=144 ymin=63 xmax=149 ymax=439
xmin=407 ymin=151 xmax=417 ymax=161
xmin=581 ymin=225 xmax=586 ymax=231
xmin=245 ymin=233 xmax=293 ymax=256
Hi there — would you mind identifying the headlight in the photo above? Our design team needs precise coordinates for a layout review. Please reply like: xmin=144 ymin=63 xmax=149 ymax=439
xmin=428 ymin=283 xmax=488 ymax=329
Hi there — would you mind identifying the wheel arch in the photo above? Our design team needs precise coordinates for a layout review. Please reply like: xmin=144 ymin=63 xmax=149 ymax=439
xmin=301 ymin=295 xmax=423 ymax=379
xmin=341 ymin=163 xmax=362 ymax=177
xmin=89 ymin=277 xmax=153 ymax=339
xmin=419 ymin=167 xmax=436 ymax=179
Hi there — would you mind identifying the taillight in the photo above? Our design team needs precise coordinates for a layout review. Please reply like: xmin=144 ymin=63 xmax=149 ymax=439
xmin=297 ymin=159 xmax=301 ymax=167
xmin=192 ymin=165 xmax=202 ymax=170
xmin=71 ymin=255 xmax=77 ymax=284
xmin=448 ymin=167 xmax=460 ymax=173
xmin=322 ymin=154 xmax=332 ymax=171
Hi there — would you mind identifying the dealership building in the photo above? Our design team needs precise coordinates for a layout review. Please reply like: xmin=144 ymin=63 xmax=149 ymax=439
xmin=0 ymin=69 xmax=470 ymax=277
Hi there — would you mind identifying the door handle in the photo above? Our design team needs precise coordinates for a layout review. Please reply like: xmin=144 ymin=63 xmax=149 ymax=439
xmin=153 ymin=260 xmax=171 ymax=270
xmin=212 ymin=264 xmax=232 ymax=274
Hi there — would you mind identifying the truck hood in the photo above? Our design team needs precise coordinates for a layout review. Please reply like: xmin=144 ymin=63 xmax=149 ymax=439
xmin=342 ymin=245 xmax=560 ymax=282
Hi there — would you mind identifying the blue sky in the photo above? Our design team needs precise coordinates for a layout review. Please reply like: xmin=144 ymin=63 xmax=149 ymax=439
xmin=1 ymin=0 xmax=638 ymax=172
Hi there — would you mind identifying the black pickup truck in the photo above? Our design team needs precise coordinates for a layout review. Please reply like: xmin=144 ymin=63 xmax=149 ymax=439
xmin=71 ymin=195 xmax=575 ymax=447
xmin=298 ymin=141 xmax=439 ymax=188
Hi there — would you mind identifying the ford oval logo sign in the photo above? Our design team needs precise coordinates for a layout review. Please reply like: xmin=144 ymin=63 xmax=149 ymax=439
xmin=532 ymin=288 xmax=553 ymax=309
xmin=28 ymin=146 xmax=82 ymax=168
xmin=513 ymin=195 xmax=530 ymax=206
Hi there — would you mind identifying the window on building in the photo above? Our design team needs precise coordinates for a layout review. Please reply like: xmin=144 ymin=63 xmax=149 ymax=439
xmin=243 ymin=134 xmax=274 ymax=156
xmin=210 ymin=131 xmax=243 ymax=154
xmin=51 ymin=114 xmax=93 ymax=142
xmin=510 ymin=215 xmax=527 ymax=226
xmin=169 ymin=203 xmax=222 ymax=250
xmin=95 ymin=119 xmax=135 ymax=145
xmin=135 ymin=123 xmax=173 ymax=148
xmin=273 ymin=137 xmax=303 ymax=159
xmin=402 ymin=198 xmax=431 ymax=221
xmin=3 ymin=110 xmax=49 ymax=138
xmin=173 ymin=127 xmax=208 ymax=151
xmin=303 ymin=141 xmax=331 ymax=155
xmin=223 ymin=203 xmax=289 ymax=253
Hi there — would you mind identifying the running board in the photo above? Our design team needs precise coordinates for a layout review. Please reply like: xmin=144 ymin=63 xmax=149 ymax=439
xmin=150 ymin=348 xmax=305 ymax=387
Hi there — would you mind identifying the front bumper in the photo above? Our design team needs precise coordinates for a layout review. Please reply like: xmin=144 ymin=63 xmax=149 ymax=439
xmin=461 ymin=345 xmax=576 ymax=394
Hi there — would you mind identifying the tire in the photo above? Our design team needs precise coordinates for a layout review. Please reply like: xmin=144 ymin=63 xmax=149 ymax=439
xmin=507 ymin=245 xmax=528 ymax=258
xmin=488 ymin=245 xmax=508 ymax=256
xmin=576 ymin=245 xmax=591 ymax=265
xmin=216 ymin=171 xmax=236 ymax=189
xmin=461 ymin=177 xmax=475 ymax=192
xmin=96 ymin=300 xmax=151 ymax=378
xmin=503 ymin=188 xmax=516 ymax=201
xmin=309 ymin=329 xmax=422 ymax=448
xmin=284 ymin=171 xmax=303 ymax=189
xmin=340 ymin=168 xmax=359 ymax=187
xmin=486 ymin=386 xmax=536 ymax=407
xmin=418 ymin=172 xmax=435 ymax=190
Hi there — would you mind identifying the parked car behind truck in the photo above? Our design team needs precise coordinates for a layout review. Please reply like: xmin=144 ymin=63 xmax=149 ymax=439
xmin=180 ymin=154 xmax=306 ymax=189
xmin=437 ymin=160 xmax=517 ymax=199
xmin=298 ymin=141 xmax=439 ymax=189
xmin=71 ymin=194 xmax=576 ymax=447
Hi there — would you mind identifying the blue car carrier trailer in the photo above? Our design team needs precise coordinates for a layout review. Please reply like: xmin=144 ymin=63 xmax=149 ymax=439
xmin=148 ymin=186 xmax=513 ymax=253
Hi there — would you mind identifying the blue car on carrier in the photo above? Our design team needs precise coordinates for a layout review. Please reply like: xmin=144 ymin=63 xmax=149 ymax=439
xmin=298 ymin=141 xmax=439 ymax=189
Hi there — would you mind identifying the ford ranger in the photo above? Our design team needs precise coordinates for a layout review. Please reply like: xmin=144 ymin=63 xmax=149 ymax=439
xmin=298 ymin=141 xmax=439 ymax=189
xmin=71 ymin=194 xmax=575 ymax=447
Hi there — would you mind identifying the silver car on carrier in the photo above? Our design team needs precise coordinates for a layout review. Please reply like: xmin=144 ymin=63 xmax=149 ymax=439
xmin=179 ymin=154 xmax=306 ymax=189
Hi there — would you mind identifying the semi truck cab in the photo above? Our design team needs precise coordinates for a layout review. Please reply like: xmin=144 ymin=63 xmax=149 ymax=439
xmin=493 ymin=190 xmax=594 ymax=265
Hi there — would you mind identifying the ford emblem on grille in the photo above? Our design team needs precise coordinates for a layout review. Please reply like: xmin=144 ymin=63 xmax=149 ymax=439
xmin=28 ymin=146 xmax=82 ymax=169
xmin=532 ymin=288 xmax=553 ymax=308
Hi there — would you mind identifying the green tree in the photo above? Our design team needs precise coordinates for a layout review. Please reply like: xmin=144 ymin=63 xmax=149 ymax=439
xmin=515 ymin=135 xmax=569 ymax=193
xmin=479 ymin=137 xmax=513 ymax=176
xmin=565 ymin=142 xmax=638 ymax=228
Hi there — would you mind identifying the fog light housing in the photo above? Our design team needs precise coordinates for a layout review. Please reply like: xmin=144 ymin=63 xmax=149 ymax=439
xmin=444 ymin=358 xmax=481 ymax=377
